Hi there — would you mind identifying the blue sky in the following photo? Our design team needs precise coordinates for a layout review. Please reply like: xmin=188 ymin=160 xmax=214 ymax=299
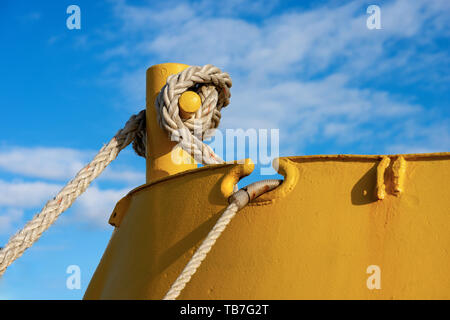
xmin=0 ymin=0 xmax=449 ymax=299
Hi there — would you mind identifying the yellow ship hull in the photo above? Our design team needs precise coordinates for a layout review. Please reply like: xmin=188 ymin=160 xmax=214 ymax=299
xmin=84 ymin=153 xmax=450 ymax=299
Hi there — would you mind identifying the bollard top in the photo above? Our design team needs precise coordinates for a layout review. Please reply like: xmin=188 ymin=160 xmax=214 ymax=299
xmin=179 ymin=91 xmax=201 ymax=116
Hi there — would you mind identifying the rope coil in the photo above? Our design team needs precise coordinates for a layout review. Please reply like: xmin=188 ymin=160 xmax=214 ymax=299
xmin=155 ymin=64 xmax=232 ymax=164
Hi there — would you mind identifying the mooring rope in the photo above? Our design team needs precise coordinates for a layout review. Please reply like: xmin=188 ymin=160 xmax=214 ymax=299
xmin=0 ymin=111 xmax=145 ymax=276
xmin=163 ymin=179 xmax=282 ymax=300
xmin=0 ymin=64 xmax=232 ymax=277
xmin=155 ymin=64 xmax=232 ymax=164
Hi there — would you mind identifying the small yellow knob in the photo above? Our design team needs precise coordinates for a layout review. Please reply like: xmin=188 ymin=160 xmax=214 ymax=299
xmin=179 ymin=91 xmax=201 ymax=118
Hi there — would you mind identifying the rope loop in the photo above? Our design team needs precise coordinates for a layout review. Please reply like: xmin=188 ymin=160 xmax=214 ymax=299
xmin=155 ymin=65 xmax=232 ymax=164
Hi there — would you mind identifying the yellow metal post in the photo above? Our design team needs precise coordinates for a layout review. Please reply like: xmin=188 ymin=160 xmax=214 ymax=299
xmin=145 ymin=63 xmax=198 ymax=183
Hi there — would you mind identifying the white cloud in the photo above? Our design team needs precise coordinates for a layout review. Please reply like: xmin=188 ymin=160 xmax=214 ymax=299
xmin=111 ymin=0 xmax=449 ymax=78
xmin=100 ymin=0 xmax=449 ymax=155
xmin=100 ymin=167 xmax=144 ymax=185
xmin=0 ymin=145 xmax=144 ymax=231
xmin=0 ymin=180 xmax=61 ymax=208
xmin=114 ymin=1 xmax=196 ymax=31
xmin=70 ymin=186 xmax=129 ymax=228
xmin=0 ymin=146 xmax=144 ymax=184
xmin=0 ymin=179 xmax=130 ymax=232
xmin=221 ymin=73 xmax=426 ymax=152
xmin=0 ymin=180 xmax=60 ymax=235
xmin=385 ymin=122 xmax=450 ymax=154
xmin=0 ymin=147 xmax=89 ymax=180
xmin=0 ymin=208 xmax=23 ymax=235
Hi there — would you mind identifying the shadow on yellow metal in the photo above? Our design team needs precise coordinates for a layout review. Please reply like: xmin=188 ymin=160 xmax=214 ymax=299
xmin=84 ymin=152 xmax=450 ymax=299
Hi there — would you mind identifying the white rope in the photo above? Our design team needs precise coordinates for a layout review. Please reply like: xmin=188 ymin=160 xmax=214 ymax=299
xmin=0 ymin=111 xmax=146 ymax=276
xmin=163 ymin=179 xmax=282 ymax=300
xmin=163 ymin=202 xmax=239 ymax=300
xmin=155 ymin=64 xmax=232 ymax=165
xmin=0 ymin=64 xmax=231 ymax=277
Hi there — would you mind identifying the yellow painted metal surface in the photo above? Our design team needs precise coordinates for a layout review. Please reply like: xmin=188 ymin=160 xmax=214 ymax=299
xmin=178 ymin=91 xmax=202 ymax=119
xmin=145 ymin=63 xmax=197 ymax=183
xmin=85 ymin=153 xmax=450 ymax=299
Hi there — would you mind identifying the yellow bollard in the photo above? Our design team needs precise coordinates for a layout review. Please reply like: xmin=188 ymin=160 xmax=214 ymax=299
xmin=178 ymin=91 xmax=202 ymax=119
xmin=145 ymin=63 xmax=200 ymax=183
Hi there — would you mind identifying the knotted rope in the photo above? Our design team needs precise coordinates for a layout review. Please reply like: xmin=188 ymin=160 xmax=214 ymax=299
xmin=0 ymin=64 xmax=230 ymax=276
xmin=155 ymin=64 xmax=232 ymax=164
